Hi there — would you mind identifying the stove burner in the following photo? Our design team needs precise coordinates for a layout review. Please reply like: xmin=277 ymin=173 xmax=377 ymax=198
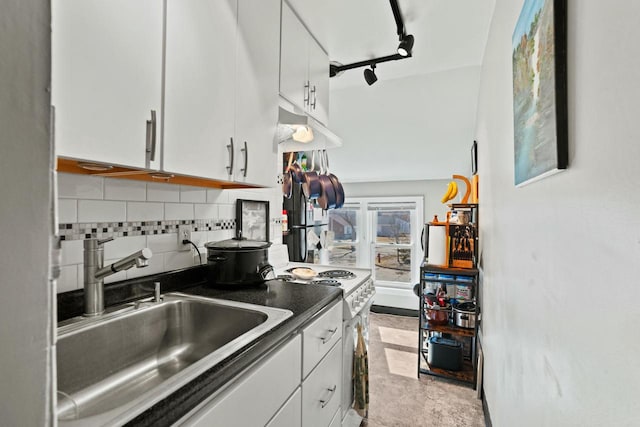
xmin=309 ymin=279 xmax=342 ymax=287
xmin=318 ymin=269 xmax=356 ymax=280
xmin=276 ymin=274 xmax=294 ymax=281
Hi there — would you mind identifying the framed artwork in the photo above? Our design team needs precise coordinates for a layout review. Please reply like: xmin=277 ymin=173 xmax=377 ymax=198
xmin=512 ymin=0 xmax=568 ymax=186
xmin=236 ymin=199 xmax=270 ymax=242
xmin=471 ymin=140 xmax=478 ymax=175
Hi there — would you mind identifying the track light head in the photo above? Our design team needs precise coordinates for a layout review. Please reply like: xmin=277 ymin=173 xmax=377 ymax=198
xmin=397 ymin=34 xmax=414 ymax=57
xmin=364 ymin=64 xmax=377 ymax=86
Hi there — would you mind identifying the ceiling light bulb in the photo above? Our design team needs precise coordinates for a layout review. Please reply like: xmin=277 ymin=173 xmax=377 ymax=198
xmin=397 ymin=34 xmax=414 ymax=57
xmin=364 ymin=65 xmax=377 ymax=86
xmin=292 ymin=125 xmax=314 ymax=143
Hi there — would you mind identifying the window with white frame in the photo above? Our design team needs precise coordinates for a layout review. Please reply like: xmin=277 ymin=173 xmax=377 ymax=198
xmin=326 ymin=197 xmax=423 ymax=288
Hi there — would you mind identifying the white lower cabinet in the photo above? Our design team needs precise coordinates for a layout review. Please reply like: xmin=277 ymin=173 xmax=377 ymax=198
xmin=266 ymin=387 xmax=302 ymax=427
xmin=328 ymin=407 xmax=341 ymax=427
xmin=179 ymin=335 xmax=301 ymax=427
xmin=301 ymin=340 xmax=342 ymax=427
xmin=302 ymin=301 xmax=342 ymax=378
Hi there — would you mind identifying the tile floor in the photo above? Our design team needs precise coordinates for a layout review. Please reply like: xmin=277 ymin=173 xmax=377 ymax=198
xmin=362 ymin=313 xmax=485 ymax=427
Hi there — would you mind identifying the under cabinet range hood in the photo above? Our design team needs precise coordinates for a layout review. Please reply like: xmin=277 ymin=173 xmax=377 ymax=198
xmin=277 ymin=103 xmax=342 ymax=152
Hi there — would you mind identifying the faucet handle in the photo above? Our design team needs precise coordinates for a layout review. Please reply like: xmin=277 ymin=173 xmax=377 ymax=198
xmin=98 ymin=237 xmax=115 ymax=246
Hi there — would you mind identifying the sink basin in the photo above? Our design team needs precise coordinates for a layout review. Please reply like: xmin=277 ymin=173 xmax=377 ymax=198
xmin=56 ymin=292 xmax=292 ymax=424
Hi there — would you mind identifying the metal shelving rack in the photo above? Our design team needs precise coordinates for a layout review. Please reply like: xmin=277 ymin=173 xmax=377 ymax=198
xmin=417 ymin=204 xmax=479 ymax=388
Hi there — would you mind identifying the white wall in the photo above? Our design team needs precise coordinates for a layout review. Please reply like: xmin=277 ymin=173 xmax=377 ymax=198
xmin=0 ymin=0 xmax=54 ymax=425
xmin=343 ymin=179 xmax=451 ymax=224
xmin=329 ymin=66 xmax=481 ymax=182
xmin=476 ymin=1 xmax=640 ymax=425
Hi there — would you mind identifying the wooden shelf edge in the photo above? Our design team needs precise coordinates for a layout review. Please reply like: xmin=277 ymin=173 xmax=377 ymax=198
xmin=56 ymin=157 xmax=270 ymax=190
xmin=422 ymin=264 xmax=479 ymax=276
xmin=419 ymin=353 xmax=476 ymax=386
xmin=421 ymin=322 xmax=476 ymax=337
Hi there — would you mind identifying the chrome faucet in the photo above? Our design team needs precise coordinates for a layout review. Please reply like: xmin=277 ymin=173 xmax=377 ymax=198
xmin=83 ymin=237 xmax=153 ymax=317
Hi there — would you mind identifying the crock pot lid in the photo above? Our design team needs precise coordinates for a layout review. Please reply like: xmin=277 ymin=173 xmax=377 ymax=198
xmin=205 ymin=238 xmax=272 ymax=250
xmin=455 ymin=301 xmax=476 ymax=312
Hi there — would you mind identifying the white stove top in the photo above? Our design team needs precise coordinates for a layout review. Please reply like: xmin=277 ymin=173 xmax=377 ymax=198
xmin=269 ymin=244 xmax=375 ymax=318
xmin=276 ymin=262 xmax=372 ymax=297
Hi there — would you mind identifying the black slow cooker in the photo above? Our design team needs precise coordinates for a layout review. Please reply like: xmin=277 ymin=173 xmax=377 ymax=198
xmin=205 ymin=238 xmax=274 ymax=286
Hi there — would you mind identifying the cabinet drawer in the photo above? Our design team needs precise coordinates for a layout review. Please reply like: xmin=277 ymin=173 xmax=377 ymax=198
xmin=302 ymin=339 xmax=342 ymax=427
xmin=179 ymin=335 xmax=301 ymax=427
xmin=328 ymin=407 xmax=341 ymax=427
xmin=266 ymin=387 xmax=301 ymax=427
xmin=302 ymin=300 xmax=342 ymax=378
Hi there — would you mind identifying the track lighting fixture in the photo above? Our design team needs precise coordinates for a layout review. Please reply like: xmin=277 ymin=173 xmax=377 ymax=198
xmin=328 ymin=0 xmax=414 ymax=84
xmin=364 ymin=64 xmax=378 ymax=86
xmin=397 ymin=34 xmax=414 ymax=57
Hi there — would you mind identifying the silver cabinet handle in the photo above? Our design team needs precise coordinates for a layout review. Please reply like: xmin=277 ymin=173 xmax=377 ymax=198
xmin=226 ymin=137 xmax=234 ymax=175
xmin=321 ymin=327 xmax=338 ymax=344
xmin=319 ymin=385 xmax=337 ymax=408
xmin=240 ymin=141 xmax=248 ymax=178
xmin=304 ymin=81 xmax=310 ymax=106
xmin=145 ymin=110 xmax=157 ymax=163
xmin=310 ymin=85 xmax=317 ymax=109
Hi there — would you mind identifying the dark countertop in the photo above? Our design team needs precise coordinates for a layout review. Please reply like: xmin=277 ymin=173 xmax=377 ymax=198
xmin=57 ymin=266 xmax=342 ymax=426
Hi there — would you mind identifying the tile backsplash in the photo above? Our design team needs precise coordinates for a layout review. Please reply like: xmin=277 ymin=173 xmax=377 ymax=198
xmin=56 ymin=173 xmax=282 ymax=294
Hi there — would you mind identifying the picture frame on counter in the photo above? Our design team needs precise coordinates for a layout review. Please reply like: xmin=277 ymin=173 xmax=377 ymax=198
xmin=236 ymin=199 xmax=270 ymax=242
xmin=512 ymin=0 xmax=568 ymax=187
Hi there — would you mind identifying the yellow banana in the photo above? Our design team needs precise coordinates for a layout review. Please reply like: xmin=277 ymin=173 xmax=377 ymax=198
xmin=449 ymin=181 xmax=458 ymax=200
xmin=441 ymin=182 xmax=454 ymax=203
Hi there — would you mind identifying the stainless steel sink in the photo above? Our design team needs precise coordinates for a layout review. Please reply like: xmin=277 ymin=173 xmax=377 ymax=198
xmin=56 ymin=292 xmax=292 ymax=425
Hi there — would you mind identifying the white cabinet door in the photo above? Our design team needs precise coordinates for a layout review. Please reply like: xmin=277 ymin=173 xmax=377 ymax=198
xmin=164 ymin=0 xmax=237 ymax=180
xmin=52 ymin=0 xmax=163 ymax=169
xmin=234 ymin=0 xmax=280 ymax=186
xmin=266 ymin=387 xmax=302 ymax=427
xmin=302 ymin=340 xmax=342 ymax=427
xmin=285 ymin=0 xmax=328 ymax=52
xmin=280 ymin=3 xmax=309 ymax=110
xmin=307 ymin=39 xmax=329 ymax=125
xmin=180 ymin=335 xmax=302 ymax=427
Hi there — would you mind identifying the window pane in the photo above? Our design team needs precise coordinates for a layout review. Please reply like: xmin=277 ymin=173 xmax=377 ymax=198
xmin=374 ymin=246 xmax=412 ymax=283
xmin=375 ymin=210 xmax=411 ymax=244
xmin=328 ymin=244 xmax=357 ymax=267
xmin=328 ymin=209 xmax=358 ymax=242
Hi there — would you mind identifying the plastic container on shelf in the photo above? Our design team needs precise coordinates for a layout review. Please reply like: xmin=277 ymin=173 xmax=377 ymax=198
xmin=437 ymin=274 xmax=455 ymax=281
xmin=455 ymin=275 xmax=473 ymax=282
xmin=454 ymin=283 xmax=472 ymax=301
xmin=424 ymin=272 xmax=438 ymax=280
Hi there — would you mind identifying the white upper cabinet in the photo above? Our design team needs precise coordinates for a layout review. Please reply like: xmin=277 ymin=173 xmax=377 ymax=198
xmin=285 ymin=0 xmax=329 ymax=52
xmin=233 ymin=0 xmax=281 ymax=186
xmin=52 ymin=0 xmax=163 ymax=169
xmin=280 ymin=2 xmax=330 ymax=125
xmin=164 ymin=0 xmax=237 ymax=181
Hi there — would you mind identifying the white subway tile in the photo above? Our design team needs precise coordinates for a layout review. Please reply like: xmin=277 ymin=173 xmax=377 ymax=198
xmin=218 ymin=204 xmax=235 ymax=219
xmin=147 ymin=182 xmax=180 ymax=202
xmin=127 ymin=202 xmax=164 ymax=222
xmin=78 ymin=200 xmax=126 ymax=223
xmin=190 ymin=231 xmax=208 ymax=248
xmin=164 ymin=251 xmax=195 ymax=271
xmin=180 ymin=186 xmax=206 ymax=203
xmin=104 ymin=179 xmax=146 ymax=201
xmin=194 ymin=204 xmax=218 ymax=219
xmin=58 ymin=199 xmax=77 ymax=223
xmin=57 ymin=265 xmax=78 ymax=293
xmin=127 ymin=255 xmax=164 ymax=279
xmin=103 ymin=235 xmax=147 ymax=260
xmin=206 ymin=189 xmax=227 ymax=204
xmin=61 ymin=239 xmax=83 ymax=265
xmin=207 ymin=229 xmax=233 ymax=243
xmin=58 ymin=173 xmax=104 ymax=199
xmin=147 ymin=233 xmax=179 ymax=254
xmin=165 ymin=203 xmax=194 ymax=220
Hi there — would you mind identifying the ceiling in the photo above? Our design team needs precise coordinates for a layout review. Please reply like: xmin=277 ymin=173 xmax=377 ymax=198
xmin=318 ymin=0 xmax=496 ymax=183
xmin=325 ymin=0 xmax=496 ymax=89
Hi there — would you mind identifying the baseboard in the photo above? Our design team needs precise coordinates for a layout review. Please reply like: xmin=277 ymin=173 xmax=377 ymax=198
xmin=482 ymin=389 xmax=493 ymax=427
xmin=371 ymin=305 xmax=419 ymax=317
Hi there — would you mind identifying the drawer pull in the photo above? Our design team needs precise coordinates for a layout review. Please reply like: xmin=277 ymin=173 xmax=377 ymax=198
xmin=319 ymin=385 xmax=337 ymax=408
xmin=320 ymin=328 xmax=338 ymax=344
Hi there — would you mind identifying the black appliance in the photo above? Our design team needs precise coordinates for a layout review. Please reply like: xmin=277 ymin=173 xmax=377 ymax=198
xmin=283 ymin=184 xmax=327 ymax=262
